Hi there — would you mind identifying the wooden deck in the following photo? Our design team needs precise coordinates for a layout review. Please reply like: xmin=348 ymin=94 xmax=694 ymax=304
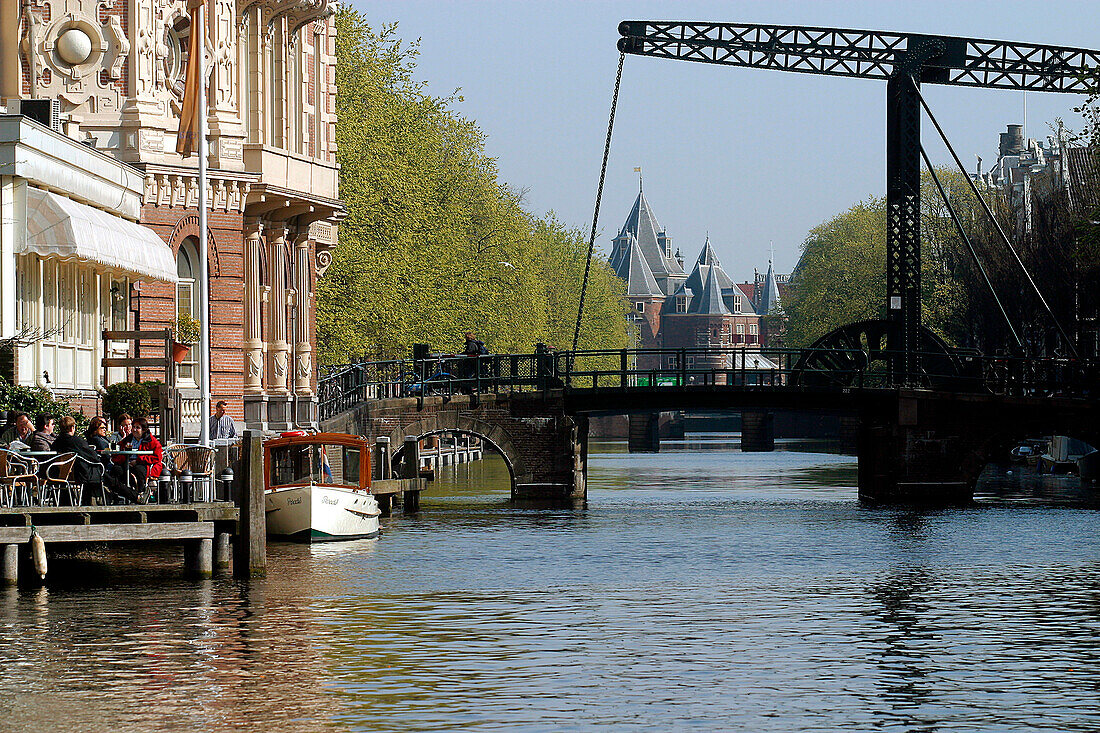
xmin=0 ymin=431 xmax=267 ymax=585
xmin=0 ymin=503 xmax=237 ymax=543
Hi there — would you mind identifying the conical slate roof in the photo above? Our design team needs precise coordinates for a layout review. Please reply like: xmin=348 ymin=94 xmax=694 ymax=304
xmin=685 ymin=237 xmax=734 ymax=294
xmin=687 ymin=263 xmax=731 ymax=315
xmin=759 ymin=260 xmax=782 ymax=314
xmin=613 ymin=233 xmax=662 ymax=297
xmin=614 ymin=190 xmax=683 ymax=277
xmin=697 ymin=236 xmax=721 ymax=267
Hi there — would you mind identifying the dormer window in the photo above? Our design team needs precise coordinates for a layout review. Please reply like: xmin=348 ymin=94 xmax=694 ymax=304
xmin=676 ymin=295 xmax=686 ymax=313
xmin=635 ymin=301 xmax=645 ymax=312
xmin=734 ymin=295 xmax=742 ymax=312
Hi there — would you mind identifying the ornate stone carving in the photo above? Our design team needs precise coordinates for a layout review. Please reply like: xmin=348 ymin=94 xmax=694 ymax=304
xmin=315 ymin=247 xmax=331 ymax=277
xmin=272 ymin=350 xmax=288 ymax=379
xmin=21 ymin=1 xmax=130 ymax=111
xmin=103 ymin=13 xmax=129 ymax=80
xmin=238 ymin=0 xmax=331 ymax=35
xmin=295 ymin=352 xmax=311 ymax=383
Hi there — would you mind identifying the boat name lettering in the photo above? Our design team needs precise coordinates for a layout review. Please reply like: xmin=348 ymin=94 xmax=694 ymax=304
xmin=321 ymin=496 xmax=340 ymax=506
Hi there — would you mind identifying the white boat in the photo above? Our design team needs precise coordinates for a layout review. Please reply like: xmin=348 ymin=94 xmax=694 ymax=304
xmin=264 ymin=432 xmax=381 ymax=542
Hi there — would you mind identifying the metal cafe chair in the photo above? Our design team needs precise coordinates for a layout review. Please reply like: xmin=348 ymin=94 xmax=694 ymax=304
xmin=163 ymin=444 xmax=188 ymax=503
xmin=0 ymin=448 xmax=40 ymax=507
xmin=41 ymin=452 xmax=78 ymax=506
xmin=183 ymin=445 xmax=216 ymax=502
xmin=69 ymin=455 xmax=108 ymax=507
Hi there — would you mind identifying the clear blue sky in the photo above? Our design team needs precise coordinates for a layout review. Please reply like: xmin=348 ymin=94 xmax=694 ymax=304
xmin=347 ymin=0 xmax=1099 ymax=280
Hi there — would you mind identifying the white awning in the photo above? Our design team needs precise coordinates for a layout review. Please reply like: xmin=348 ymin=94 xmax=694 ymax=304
xmin=23 ymin=187 xmax=177 ymax=283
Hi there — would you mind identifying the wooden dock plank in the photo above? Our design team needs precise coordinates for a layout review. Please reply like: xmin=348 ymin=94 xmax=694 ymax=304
xmin=0 ymin=521 xmax=215 ymax=544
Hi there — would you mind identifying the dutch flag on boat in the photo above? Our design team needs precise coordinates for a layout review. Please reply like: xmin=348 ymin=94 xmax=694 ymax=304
xmin=320 ymin=446 xmax=333 ymax=482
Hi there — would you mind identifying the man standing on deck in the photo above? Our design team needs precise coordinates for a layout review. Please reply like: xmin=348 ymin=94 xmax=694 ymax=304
xmin=209 ymin=401 xmax=238 ymax=441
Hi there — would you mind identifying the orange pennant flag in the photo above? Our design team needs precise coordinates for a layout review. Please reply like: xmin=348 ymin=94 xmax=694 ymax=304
xmin=175 ymin=0 xmax=207 ymax=158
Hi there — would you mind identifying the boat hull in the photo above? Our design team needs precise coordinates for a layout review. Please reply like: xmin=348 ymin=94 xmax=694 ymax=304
xmin=265 ymin=484 xmax=381 ymax=542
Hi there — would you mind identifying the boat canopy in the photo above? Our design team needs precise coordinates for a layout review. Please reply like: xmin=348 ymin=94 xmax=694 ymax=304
xmin=265 ymin=433 xmax=371 ymax=491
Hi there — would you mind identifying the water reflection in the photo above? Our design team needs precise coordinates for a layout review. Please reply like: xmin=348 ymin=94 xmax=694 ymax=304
xmin=1 ymin=436 xmax=1099 ymax=731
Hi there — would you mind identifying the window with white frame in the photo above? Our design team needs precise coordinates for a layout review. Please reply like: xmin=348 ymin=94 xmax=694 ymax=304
xmin=750 ymin=324 xmax=758 ymax=336
xmin=176 ymin=238 xmax=200 ymax=385
xmin=635 ymin=301 xmax=645 ymax=312
xmin=734 ymin=295 xmax=742 ymax=312
xmin=676 ymin=295 xmax=686 ymax=313
xmin=736 ymin=323 xmax=745 ymax=335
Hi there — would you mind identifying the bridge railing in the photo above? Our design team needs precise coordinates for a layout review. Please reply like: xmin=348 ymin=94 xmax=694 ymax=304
xmin=317 ymin=347 xmax=1099 ymax=420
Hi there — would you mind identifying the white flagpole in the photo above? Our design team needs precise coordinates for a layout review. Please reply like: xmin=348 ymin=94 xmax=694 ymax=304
xmin=197 ymin=0 xmax=211 ymax=447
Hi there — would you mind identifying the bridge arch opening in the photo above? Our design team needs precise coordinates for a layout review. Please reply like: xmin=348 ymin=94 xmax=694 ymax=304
xmin=389 ymin=429 xmax=520 ymax=494
xmin=971 ymin=426 xmax=1100 ymax=500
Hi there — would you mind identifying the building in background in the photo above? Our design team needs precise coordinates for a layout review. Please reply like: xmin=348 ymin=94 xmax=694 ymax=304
xmin=1 ymin=0 xmax=342 ymax=434
xmin=609 ymin=188 xmax=767 ymax=357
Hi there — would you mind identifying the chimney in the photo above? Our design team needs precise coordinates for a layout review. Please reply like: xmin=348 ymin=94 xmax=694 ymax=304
xmin=999 ymin=124 xmax=1025 ymax=157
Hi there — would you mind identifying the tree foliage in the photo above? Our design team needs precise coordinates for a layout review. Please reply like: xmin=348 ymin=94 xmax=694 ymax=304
xmin=785 ymin=157 xmax=1100 ymax=354
xmin=318 ymin=10 xmax=628 ymax=363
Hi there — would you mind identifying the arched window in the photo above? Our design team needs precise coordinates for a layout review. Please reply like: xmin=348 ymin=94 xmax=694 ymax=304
xmin=176 ymin=237 xmax=200 ymax=384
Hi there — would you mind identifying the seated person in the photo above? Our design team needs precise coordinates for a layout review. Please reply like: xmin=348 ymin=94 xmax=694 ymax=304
xmin=106 ymin=413 xmax=132 ymax=447
xmin=1 ymin=412 xmax=33 ymax=447
xmin=108 ymin=417 xmax=163 ymax=502
xmin=28 ymin=414 xmax=56 ymax=451
xmin=84 ymin=417 xmax=110 ymax=452
xmin=53 ymin=416 xmax=134 ymax=504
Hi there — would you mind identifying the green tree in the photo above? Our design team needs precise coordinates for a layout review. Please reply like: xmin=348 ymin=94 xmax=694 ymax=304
xmin=318 ymin=10 xmax=628 ymax=363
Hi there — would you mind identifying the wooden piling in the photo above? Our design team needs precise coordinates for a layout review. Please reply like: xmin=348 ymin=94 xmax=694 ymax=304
xmin=213 ymin=531 xmax=232 ymax=572
xmin=1 ymin=544 xmax=16 ymax=585
xmin=233 ymin=430 xmax=267 ymax=577
xmin=402 ymin=436 xmax=420 ymax=479
xmin=185 ymin=538 xmax=213 ymax=577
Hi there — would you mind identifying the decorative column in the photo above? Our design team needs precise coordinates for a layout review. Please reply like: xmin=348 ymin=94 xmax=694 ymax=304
xmin=266 ymin=223 xmax=291 ymax=428
xmin=243 ymin=217 xmax=265 ymax=394
xmin=293 ymin=232 xmax=313 ymax=395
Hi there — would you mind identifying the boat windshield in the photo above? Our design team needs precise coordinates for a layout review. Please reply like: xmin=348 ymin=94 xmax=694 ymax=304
xmin=269 ymin=442 xmax=362 ymax=488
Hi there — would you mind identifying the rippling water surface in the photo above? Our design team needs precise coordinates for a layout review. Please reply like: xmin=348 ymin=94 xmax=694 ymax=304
xmin=3 ymin=435 xmax=1100 ymax=732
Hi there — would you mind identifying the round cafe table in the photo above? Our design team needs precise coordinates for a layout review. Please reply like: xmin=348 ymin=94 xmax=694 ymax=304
xmin=105 ymin=450 xmax=155 ymax=502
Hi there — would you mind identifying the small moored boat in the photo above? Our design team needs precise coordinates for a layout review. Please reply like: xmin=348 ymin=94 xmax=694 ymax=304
xmin=264 ymin=432 xmax=381 ymax=542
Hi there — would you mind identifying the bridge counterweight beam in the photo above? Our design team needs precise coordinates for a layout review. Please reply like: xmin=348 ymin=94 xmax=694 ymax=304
xmin=885 ymin=73 xmax=923 ymax=385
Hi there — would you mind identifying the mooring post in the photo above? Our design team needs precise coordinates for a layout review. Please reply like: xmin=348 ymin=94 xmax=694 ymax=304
xmin=1 ymin=544 xmax=17 ymax=585
xmin=402 ymin=436 xmax=420 ymax=479
xmin=213 ymin=531 xmax=232 ymax=572
xmin=375 ymin=436 xmax=392 ymax=480
xmin=402 ymin=436 xmax=421 ymax=514
xmin=233 ymin=430 xmax=267 ymax=578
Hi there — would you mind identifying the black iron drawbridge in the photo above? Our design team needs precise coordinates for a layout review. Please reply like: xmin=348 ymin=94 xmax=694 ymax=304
xmin=568 ymin=22 xmax=1100 ymax=385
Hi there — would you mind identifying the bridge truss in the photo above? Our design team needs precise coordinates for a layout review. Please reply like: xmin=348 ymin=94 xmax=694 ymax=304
xmin=614 ymin=22 xmax=1100 ymax=382
xmin=317 ymin=348 xmax=1096 ymax=421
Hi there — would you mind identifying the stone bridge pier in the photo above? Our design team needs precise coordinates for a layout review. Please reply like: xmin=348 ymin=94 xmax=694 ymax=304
xmin=322 ymin=391 xmax=588 ymax=502
xmin=857 ymin=391 xmax=1100 ymax=503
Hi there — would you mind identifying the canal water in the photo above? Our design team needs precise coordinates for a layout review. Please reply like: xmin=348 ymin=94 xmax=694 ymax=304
xmin=3 ymin=435 xmax=1100 ymax=732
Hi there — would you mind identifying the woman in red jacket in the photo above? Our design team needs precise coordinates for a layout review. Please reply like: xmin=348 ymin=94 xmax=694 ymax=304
xmin=110 ymin=416 xmax=163 ymax=502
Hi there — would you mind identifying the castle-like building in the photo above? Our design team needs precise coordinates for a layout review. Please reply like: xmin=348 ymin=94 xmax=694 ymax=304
xmin=0 ymin=0 xmax=340 ymax=434
xmin=608 ymin=188 xmax=784 ymax=358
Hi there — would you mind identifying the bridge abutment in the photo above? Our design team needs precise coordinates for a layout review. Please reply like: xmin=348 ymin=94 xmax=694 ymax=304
xmin=740 ymin=410 xmax=775 ymax=452
xmin=628 ymin=413 xmax=660 ymax=452
xmin=326 ymin=391 xmax=589 ymax=505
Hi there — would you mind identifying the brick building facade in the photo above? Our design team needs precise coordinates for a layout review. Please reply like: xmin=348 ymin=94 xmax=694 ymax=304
xmin=1 ymin=0 xmax=341 ymax=435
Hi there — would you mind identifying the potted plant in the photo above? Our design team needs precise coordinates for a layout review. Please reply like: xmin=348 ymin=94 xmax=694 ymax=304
xmin=173 ymin=312 xmax=201 ymax=363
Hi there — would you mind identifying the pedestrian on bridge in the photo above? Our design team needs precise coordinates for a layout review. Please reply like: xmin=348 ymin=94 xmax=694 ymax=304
xmin=461 ymin=332 xmax=489 ymax=392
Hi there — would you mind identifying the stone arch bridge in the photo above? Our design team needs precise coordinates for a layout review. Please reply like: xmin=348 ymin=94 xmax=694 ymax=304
xmin=319 ymin=348 xmax=1100 ymax=504
xmin=321 ymin=392 xmax=589 ymax=500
